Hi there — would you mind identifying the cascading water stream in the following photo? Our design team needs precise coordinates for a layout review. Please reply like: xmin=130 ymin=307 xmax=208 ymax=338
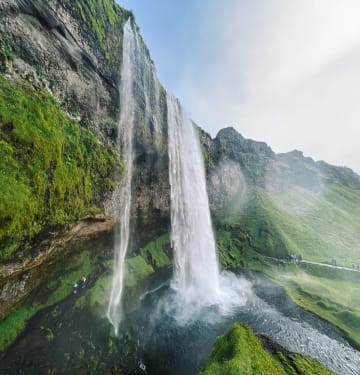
xmin=167 ymin=94 xmax=220 ymax=304
xmin=107 ymin=18 xmax=163 ymax=335
xmin=107 ymin=19 xmax=137 ymax=334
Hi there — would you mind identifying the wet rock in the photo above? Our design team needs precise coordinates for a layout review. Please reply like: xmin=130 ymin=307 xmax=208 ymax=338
xmin=0 ymin=217 xmax=116 ymax=320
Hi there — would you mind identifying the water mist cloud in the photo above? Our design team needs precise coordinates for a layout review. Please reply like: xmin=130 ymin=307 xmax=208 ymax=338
xmin=208 ymin=160 xmax=247 ymax=211
xmin=149 ymin=272 xmax=253 ymax=327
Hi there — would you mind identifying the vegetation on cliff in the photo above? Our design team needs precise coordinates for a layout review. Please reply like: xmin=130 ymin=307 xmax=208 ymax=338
xmin=61 ymin=0 xmax=151 ymax=69
xmin=0 ymin=75 xmax=122 ymax=259
xmin=68 ymin=0 xmax=131 ymax=55
xmin=199 ymin=323 xmax=335 ymax=375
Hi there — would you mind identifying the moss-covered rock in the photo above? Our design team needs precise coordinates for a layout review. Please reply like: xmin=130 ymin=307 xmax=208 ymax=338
xmin=0 ymin=247 xmax=98 ymax=351
xmin=199 ymin=323 xmax=335 ymax=375
xmin=0 ymin=75 xmax=122 ymax=259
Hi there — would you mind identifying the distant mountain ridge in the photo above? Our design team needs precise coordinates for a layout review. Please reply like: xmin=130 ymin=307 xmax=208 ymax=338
xmin=197 ymin=126 xmax=360 ymax=266
xmin=202 ymin=126 xmax=360 ymax=193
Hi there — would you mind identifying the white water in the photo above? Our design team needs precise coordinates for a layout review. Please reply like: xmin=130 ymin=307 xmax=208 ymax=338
xmin=107 ymin=19 xmax=137 ymax=334
xmin=167 ymin=94 xmax=220 ymax=304
xmin=107 ymin=18 xmax=163 ymax=335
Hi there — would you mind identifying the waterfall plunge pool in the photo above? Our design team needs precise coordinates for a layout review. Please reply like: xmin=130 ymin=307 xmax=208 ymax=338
xmin=125 ymin=269 xmax=360 ymax=375
xmin=1 ymin=269 xmax=360 ymax=375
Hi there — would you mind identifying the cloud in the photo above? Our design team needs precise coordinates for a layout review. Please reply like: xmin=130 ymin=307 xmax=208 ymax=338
xmin=174 ymin=0 xmax=360 ymax=172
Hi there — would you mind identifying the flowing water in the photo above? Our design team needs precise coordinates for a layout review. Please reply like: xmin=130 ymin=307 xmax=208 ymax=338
xmin=107 ymin=17 xmax=163 ymax=334
xmin=1 ymin=265 xmax=360 ymax=374
xmin=167 ymin=94 xmax=220 ymax=304
xmin=107 ymin=19 xmax=137 ymax=333
xmin=128 ymin=271 xmax=360 ymax=375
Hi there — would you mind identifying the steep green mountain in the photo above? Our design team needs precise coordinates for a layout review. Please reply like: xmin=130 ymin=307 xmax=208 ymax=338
xmin=199 ymin=323 xmax=335 ymax=375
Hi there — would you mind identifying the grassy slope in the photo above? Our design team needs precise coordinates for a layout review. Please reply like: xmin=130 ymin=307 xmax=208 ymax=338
xmin=198 ymin=323 xmax=334 ymax=375
xmin=277 ymin=185 xmax=360 ymax=265
xmin=279 ymin=265 xmax=360 ymax=349
xmin=218 ymin=185 xmax=360 ymax=265
xmin=0 ymin=75 xmax=121 ymax=258
xmin=215 ymin=184 xmax=360 ymax=348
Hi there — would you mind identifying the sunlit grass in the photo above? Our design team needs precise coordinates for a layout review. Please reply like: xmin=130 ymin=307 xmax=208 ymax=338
xmin=199 ymin=323 xmax=335 ymax=375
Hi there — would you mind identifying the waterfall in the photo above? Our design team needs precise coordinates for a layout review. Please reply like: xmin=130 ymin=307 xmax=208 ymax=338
xmin=107 ymin=18 xmax=163 ymax=335
xmin=107 ymin=19 xmax=137 ymax=334
xmin=167 ymin=94 xmax=220 ymax=304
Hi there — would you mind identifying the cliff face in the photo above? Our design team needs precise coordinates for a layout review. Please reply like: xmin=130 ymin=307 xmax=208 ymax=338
xmin=0 ymin=0 xmax=171 ymax=320
xmin=0 ymin=0 xmax=121 ymax=139
xmin=0 ymin=0 xmax=171 ymax=246
xmin=2 ymin=0 xmax=359 ymax=253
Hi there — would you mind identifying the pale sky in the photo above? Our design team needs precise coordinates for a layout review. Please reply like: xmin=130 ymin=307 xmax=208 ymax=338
xmin=118 ymin=0 xmax=360 ymax=173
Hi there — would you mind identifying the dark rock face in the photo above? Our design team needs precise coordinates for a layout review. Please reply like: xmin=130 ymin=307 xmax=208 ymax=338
xmin=210 ymin=127 xmax=275 ymax=191
xmin=0 ymin=0 xmax=119 ymax=141
xmin=0 ymin=216 xmax=115 ymax=320
xmin=0 ymin=0 xmax=171 ymax=233
xmin=214 ymin=127 xmax=274 ymax=160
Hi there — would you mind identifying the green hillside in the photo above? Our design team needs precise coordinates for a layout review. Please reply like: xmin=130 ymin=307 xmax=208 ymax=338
xmin=214 ymin=180 xmax=360 ymax=348
xmin=217 ymin=184 xmax=360 ymax=267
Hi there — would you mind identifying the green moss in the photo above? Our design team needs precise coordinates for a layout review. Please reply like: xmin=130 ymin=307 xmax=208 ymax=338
xmin=63 ymin=0 xmax=132 ymax=60
xmin=140 ymin=233 xmax=171 ymax=268
xmin=202 ymin=147 xmax=214 ymax=169
xmin=0 ymin=250 xmax=95 ymax=350
xmin=88 ymin=274 xmax=111 ymax=307
xmin=125 ymin=256 xmax=154 ymax=288
xmin=199 ymin=323 xmax=334 ymax=375
xmin=0 ymin=76 xmax=122 ymax=258
xmin=278 ymin=353 xmax=335 ymax=375
xmin=45 ymin=251 xmax=92 ymax=306
xmin=0 ymin=39 xmax=13 ymax=72
xmin=199 ymin=323 xmax=284 ymax=375
xmin=0 ymin=306 xmax=36 ymax=350
xmin=216 ymin=230 xmax=244 ymax=269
